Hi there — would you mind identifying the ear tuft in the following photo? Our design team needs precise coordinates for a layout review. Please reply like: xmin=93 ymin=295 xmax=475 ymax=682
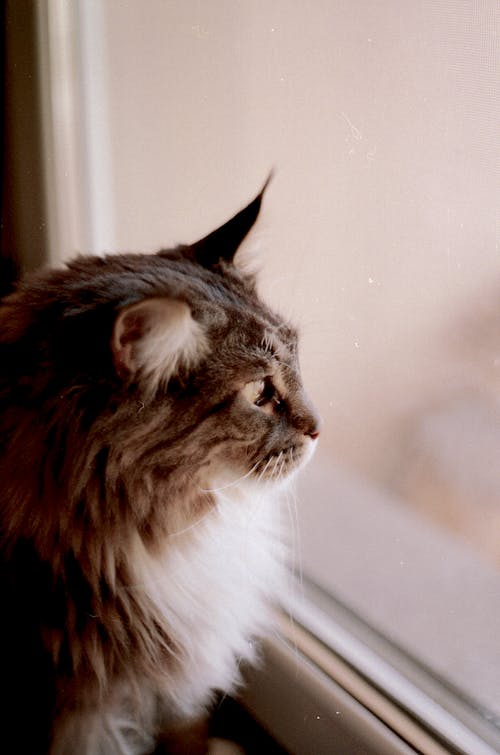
xmin=183 ymin=173 xmax=273 ymax=270
xmin=112 ymin=298 xmax=207 ymax=393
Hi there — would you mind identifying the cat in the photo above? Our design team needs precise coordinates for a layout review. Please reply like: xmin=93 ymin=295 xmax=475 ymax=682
xmin=0 ymin=181 xmax=320 ymax=754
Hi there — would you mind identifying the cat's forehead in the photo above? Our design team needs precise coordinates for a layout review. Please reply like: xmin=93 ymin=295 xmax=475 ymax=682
xmin=238 ymin=316 xmax=299 ymax=376
xmin=185 ymin=266 xmax=298 ymax=369
xmin=259 ymin=323 xmax=298 ymax=358
xmin=175 ymin=259 xmax=297 ymax=351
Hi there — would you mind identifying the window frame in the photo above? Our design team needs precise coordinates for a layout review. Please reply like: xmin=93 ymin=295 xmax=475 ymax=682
xmin=240 ymin=600 xmax=500 ymax=755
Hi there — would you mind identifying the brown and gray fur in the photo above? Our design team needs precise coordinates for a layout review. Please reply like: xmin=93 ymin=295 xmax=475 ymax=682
xmin=0 ymin=184 xmax=319 ymax=754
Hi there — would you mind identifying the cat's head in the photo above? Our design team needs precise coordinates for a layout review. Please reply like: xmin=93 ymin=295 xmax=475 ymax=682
xmin=0 ymin=181 xmax=319 ymax=537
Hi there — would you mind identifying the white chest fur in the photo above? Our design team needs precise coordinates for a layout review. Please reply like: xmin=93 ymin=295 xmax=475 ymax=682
xmin=131 ymin=481 xmax=289 ymax=717
xmin=51 ymin=483 xmax=290 ymax=755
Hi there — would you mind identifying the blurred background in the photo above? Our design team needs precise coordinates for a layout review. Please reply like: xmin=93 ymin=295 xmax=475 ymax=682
xmin=2 ymin=0 xmax=499 ymax=743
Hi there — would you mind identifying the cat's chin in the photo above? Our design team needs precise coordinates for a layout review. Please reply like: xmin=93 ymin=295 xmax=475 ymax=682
xmin=255 ymin=437 xmax=317 ymax=481
xmin=297 ymin=435 xmax=318 ymax=468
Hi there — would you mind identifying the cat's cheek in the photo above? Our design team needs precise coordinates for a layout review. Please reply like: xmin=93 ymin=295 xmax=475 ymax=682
xmin=201 ymin=447 xmax=257 ymax=488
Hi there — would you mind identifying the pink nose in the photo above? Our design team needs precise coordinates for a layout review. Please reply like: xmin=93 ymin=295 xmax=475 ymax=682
xmin=296 ymin=404 xmax=322 ymax=439
xmin=304 ymin=413 xmax=321 ymax=440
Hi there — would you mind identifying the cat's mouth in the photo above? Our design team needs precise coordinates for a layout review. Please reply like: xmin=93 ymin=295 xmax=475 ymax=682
xmin=251 ymin=440 xmax=315 ymax=483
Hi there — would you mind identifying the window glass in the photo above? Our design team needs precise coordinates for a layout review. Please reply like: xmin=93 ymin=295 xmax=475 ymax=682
xmin=48 ymin=0 xmax=500 ymax=742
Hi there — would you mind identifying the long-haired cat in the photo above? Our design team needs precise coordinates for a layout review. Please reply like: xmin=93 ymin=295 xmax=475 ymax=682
xmin=0 ymin=183 xmax=319 ymax=754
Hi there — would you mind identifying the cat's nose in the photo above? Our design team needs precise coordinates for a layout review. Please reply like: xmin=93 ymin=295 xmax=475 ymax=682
xmin=305 ymin=419 xmax=321 ymax=441
xmin=299 ymin=407 xmax=322 ymax=440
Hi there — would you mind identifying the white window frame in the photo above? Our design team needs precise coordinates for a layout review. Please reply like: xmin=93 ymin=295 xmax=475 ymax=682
xmin=240 ymin=600 xmax=500 ymax=754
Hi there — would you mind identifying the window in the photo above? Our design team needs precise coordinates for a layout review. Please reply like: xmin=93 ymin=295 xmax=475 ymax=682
xmin=22 ymin=1 xmax=500 ymax=752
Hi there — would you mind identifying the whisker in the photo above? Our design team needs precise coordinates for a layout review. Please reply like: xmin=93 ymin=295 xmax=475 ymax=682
xmin=167 ymin=510 xmax=216 ymax=539
xmin=169 ymin=455 xmax=272 ymax=539
xmin=278 ymin=451 xmax=287 ymax=481
xmin=198 ymin=460 xmax=261 ymax=493
xmin=289 ymin=480 xmax=303 ymax=592
xmin=271 ymin=451 xmax=283 ymax=481
xmin=278 ymin=451 xmax=286 ymax=479
xmin=271 ymin=454 xmax=303 ymax=672
xmin=256 ymin=455 xmax=274 ymax=484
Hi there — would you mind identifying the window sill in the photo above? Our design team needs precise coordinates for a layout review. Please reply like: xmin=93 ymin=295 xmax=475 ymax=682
xmin=240 ymin=602 xmax=500 ymax=755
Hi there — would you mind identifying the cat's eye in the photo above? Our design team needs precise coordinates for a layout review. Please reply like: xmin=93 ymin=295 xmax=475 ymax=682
xmin=242 ymin=377 xmax=280 ymax=408
xmin=242 ymin=379 xmax=266 ymax=405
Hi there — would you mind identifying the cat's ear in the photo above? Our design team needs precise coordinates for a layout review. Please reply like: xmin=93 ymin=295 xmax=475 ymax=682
xmin=112 ymin=298 xmax=207 ymax=392
xmin=185 ymin=174 xmax=272 ymax=269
